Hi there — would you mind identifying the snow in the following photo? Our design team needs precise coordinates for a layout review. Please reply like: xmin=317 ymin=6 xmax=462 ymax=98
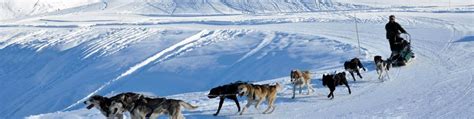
xmin=0 ymin=0 xmax=472 ymax=118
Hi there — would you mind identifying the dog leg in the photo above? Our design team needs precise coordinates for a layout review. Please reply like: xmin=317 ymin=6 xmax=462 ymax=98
xmin=173 ymin=111 xmax=183 ymax=119
xmin=138 ymin=113 xmax=146 ymax=119
xmin=386 ymin=70 xmax=391 ymax=80
xmin=344 ymin=82 xmax=352 ymax=94
xmin=263 ymin=106 xmax=272 ymax=114
xmin=267 ymin=97 xmax=277 ymax=114
xmin=240 ymin=101 xmax=253 ymax=115
xmin=306 ymin=84 xmax=311 ymax=95
xmin=255 ymin=99 xmax=263 ymax=110
xmin=149 ymin=113 xmax=160 ymax=119
xmin=308 ymin=84 xmax=316 ymax=95
xmin=214 ymin=97 xmax=225 ymax=116
xmin=299 ymin=85 xmax=302 ymax=94
xmin=263 ymin=99 xmax=274 ymax=114
xmin=292 ymin=84 xmax=296 ymax=99
xmin=330 ymin=91 xmax=335 ymax=99
xmin=349 ymin=72 xmax=356 ymax=81
xmin=130 ymin=111 xmax=141 ymax=119
xmin=378 ymin=70 xmax=383 ymax=81
xmin=269 ymin=105 xmax=276 ymax=114
xmin=328 ymin=88 xmax=335 ymax=99
xmin=115 ymin=114 xmax=124 ymax=119
xmin=382 ymin=70 xmax=387 ymax=81
xmin=230 ymin=96 xmax=241 ymax=112
xmin=169 ymin=113 xmax=176 ymax=119
xmin=356 ymin=70 xmax=363 ymax=79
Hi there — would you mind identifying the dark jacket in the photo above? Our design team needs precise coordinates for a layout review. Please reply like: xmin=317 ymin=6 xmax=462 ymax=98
xmin=385 ymin=21 xmax=407 ymax=39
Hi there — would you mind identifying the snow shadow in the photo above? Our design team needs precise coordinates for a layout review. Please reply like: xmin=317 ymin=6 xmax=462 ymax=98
xmin=455 ymin=36 xmax=474 ymax=42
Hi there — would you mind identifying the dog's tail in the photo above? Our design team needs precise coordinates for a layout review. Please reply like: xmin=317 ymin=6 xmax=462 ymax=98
xmin=179 ymin=101 xmax=198 ymax=110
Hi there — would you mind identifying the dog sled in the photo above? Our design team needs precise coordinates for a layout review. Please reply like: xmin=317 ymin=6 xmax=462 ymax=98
xmin=388 ymin=33 xmax=415 ymax=66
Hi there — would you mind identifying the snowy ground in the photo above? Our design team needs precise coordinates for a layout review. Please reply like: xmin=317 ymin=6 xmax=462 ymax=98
xmin=0 ymin=0 xmax=473 ymax=118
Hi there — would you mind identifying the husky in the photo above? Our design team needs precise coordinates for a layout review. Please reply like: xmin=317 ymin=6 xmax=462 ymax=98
xmin=374 ymin=55 xmax=391 ymax=81
xmin=237 ymin=83 xmax=280 ymax=115
xmin=207 ymin=81 xmax=247 ymax=116
xmin=108 ymin=92 xmax=144 ymax=118
xmin=84 ymin=95 xmax=123 ymax=119
xmin=344 ymin=58 xmax=366 ymax=81
xmin=290 ymin=69 xmax=315 ymax=99
xmin=111 ymin=96 xmax=198 ymax=119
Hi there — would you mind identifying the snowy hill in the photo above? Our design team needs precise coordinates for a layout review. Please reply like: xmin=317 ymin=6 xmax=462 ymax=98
xmin=0 ymin=0 xmax=101 ymax=20
xmin=0 ymin=0 xmax=473 ymax=118
xmin=1 ymin=0 xmax=340 ymax=21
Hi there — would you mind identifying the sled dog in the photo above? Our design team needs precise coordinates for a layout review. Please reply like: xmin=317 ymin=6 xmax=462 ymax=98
xmin=207 ymin=81 xmax=248 ymax=116
xmin=84 ymin=95 xmax=123 ymax=119
xmin=237 ymin=83 xmax=280 ymax=115
xmin=374 ymin=55 xmax=391 ymax=81
xmin=290 ymin=69 xmax=315 ymax=99
xmin=344 ymin=58 xmax=366 ymax=81
xmin=110 ymin=96 xmax=198 ymax=119
xmin=322 ymin=72 xmax=351 ymax=99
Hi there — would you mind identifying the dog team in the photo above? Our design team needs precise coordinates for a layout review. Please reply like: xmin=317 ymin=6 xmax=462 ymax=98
xmin=86 ymin=55 xmax=391 ymax=119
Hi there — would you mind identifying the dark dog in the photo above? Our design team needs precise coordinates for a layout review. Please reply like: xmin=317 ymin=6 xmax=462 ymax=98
xmin=207 ymin=81 xmax=247 ymax=116
xmin=85 ymin=92 xmax=144 ymax=119
xmin=322 ymin=72 xmax=351 ymax=99
xmin=110 ymin=92 xmax=144 ymax=111
xmin=344 ymin=58 xmax=366 ymax=81
xmin=374 ymin=55 xmax=391 ymax=81
xmin=84 ymin=95 xmax=123 ymax=119
xmin=123 ymin=97 xmax=198 ymax=119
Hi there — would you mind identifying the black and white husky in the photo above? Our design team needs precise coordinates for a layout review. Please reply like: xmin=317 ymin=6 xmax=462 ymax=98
xmin=84 ymin=92 xmax=143 ymax=119
xmin=374 ymin=55 xmax=391 ymax=81
xmin=84 ymin=95 xmax=124 ymax=119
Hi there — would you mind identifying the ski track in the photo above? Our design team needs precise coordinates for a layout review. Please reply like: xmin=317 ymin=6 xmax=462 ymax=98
xmin=82 ymin=28 xmax=154 ymax=59
xmin=63 ymin=29 xmax=243 ymax=111
xmin=63 ymin=29 xmax=209 ymax=110
xmin=236 ymin=31 xmax=274 ymax=62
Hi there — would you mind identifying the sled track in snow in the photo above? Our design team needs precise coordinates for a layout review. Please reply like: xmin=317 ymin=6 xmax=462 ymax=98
xmin=63 ymin=29 xmax=242 ymax=110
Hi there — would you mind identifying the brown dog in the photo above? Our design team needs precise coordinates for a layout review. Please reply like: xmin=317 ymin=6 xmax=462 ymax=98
xmin=237 ymin=83 xmax=280 ymax=115
xmin=290 ymin=69 xmax=315 ymax=99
